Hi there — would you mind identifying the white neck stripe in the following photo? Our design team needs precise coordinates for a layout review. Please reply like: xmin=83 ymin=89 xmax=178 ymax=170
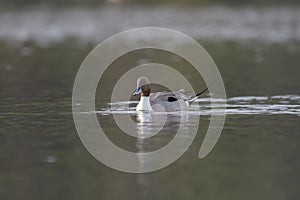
xmin=136 ymin=96 xmax=152 ymax=111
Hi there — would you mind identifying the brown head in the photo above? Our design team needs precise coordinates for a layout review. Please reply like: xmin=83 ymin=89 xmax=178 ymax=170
xmin=133 ymin=76 xmax=151 ymax=97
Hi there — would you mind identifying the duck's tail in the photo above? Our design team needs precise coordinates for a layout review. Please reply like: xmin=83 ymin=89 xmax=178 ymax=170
xmin=186 ymin=88 xmax=208 ymax=104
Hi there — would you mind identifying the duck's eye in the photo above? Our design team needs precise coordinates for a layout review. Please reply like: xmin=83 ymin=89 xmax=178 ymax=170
xmin=167 ymin=97 xmax=178 ymax=102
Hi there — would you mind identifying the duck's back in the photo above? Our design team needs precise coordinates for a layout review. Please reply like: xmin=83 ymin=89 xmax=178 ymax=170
xmin=149 ymin=90 xmax=190 ymax=112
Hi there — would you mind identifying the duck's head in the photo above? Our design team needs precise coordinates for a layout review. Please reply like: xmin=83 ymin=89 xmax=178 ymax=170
xmin=133 ymin=76 xmax=151 ymax=97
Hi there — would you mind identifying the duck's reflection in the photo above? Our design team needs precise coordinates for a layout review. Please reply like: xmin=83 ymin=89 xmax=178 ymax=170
xmin=135 ymin=110 xmax=192 ymax=161
xmin=135 ymin=111 xmax=154 ymax=199
xmin=135 ymin=111 xmax=194 ymax=197
xmin=136 ymin=111 xmax=152 ymax=123
xmin=135 ymin=111 xmax=191 ymax=142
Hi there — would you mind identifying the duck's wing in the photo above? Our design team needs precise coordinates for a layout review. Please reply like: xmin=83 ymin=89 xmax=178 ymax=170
xmin=150 ymin=92 xmax=174 ymax=104
xmin=150 ymin=90 xmax=191 ymax=103
xmin=149 ymin=91 xmax=190 ymax=111
xmin=173 ymin=89 xmax=192 ymax=101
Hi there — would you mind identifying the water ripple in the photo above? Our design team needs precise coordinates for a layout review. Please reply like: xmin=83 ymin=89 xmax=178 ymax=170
xmin=97 ymin=95 xmax=300 ymax=116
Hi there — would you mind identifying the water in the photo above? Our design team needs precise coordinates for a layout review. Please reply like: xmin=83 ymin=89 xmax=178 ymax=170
xmin=0 ymin=5 xmax=300 ymax=200
xmin=1 ymin=95 xmax=299 ymax=199
xmin=1 ymin=6 xmax=300 ymax=45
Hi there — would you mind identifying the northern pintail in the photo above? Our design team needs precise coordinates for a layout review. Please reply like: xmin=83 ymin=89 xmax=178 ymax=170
xmin=133 ymin=76 xmax=208 ymax=112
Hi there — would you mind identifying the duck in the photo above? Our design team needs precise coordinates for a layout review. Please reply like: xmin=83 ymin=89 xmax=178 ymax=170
xmin=133 ymin=76 xmax=208 ymax=112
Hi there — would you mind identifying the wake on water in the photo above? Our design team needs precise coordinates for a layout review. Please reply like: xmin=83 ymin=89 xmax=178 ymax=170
xmin=96 ymin=95 xmax=300 ymax=116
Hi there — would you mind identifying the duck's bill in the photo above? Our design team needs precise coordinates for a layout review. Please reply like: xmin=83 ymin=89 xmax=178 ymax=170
xmin=133 ymin=87 xmax=142 ymax=96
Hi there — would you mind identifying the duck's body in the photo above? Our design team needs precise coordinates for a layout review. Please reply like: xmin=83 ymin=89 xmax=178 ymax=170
xmin=134 ymin=77 xmax=208 ymax=112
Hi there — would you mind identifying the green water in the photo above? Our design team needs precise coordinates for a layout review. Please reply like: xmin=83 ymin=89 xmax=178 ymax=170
xmin=0 ymin=20 xmax=300 ymax=200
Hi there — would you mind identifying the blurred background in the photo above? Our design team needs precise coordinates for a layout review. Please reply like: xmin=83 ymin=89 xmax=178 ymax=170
xmin=0 ymin=0 xmax=299 ymax=200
